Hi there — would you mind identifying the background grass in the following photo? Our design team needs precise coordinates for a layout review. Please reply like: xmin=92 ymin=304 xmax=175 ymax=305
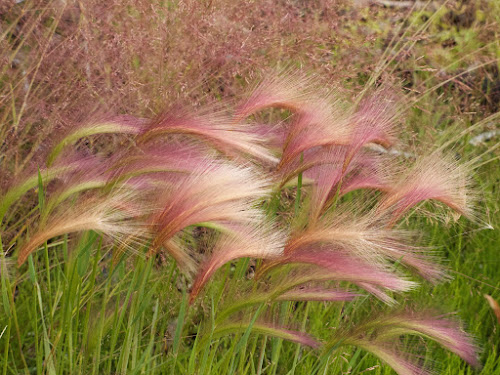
xmin=1 ymin=0 xmax=499 ymax=374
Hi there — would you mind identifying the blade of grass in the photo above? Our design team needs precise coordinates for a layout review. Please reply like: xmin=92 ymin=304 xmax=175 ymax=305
xmin=171 ymin=289 xmax=189 ymax=373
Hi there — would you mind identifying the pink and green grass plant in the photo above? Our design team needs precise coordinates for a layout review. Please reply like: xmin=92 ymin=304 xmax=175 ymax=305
xmin=1 ymin=72 xmax=481 ymax=374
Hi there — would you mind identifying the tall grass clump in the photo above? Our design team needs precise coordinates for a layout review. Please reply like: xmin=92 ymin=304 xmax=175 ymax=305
xmin=2 ymin=0 xmax=499 ymax=374
xmin=0 ymin=68 xmax=484 ymax=374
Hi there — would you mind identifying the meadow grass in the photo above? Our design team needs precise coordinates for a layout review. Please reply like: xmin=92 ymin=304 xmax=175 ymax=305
xmin=1 ymin=0 xmax=500 ymax=374
xmin=1 ymin=168 xmax=499 ymax=375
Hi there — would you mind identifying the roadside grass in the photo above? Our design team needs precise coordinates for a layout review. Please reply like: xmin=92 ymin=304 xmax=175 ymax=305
xmin=1 ymin=162 xmax=499 ymax=375
xmin=1 ymin=0 xmax=499 ymax=374
xmin=1 ymin=137 xmax=498 ymax=375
